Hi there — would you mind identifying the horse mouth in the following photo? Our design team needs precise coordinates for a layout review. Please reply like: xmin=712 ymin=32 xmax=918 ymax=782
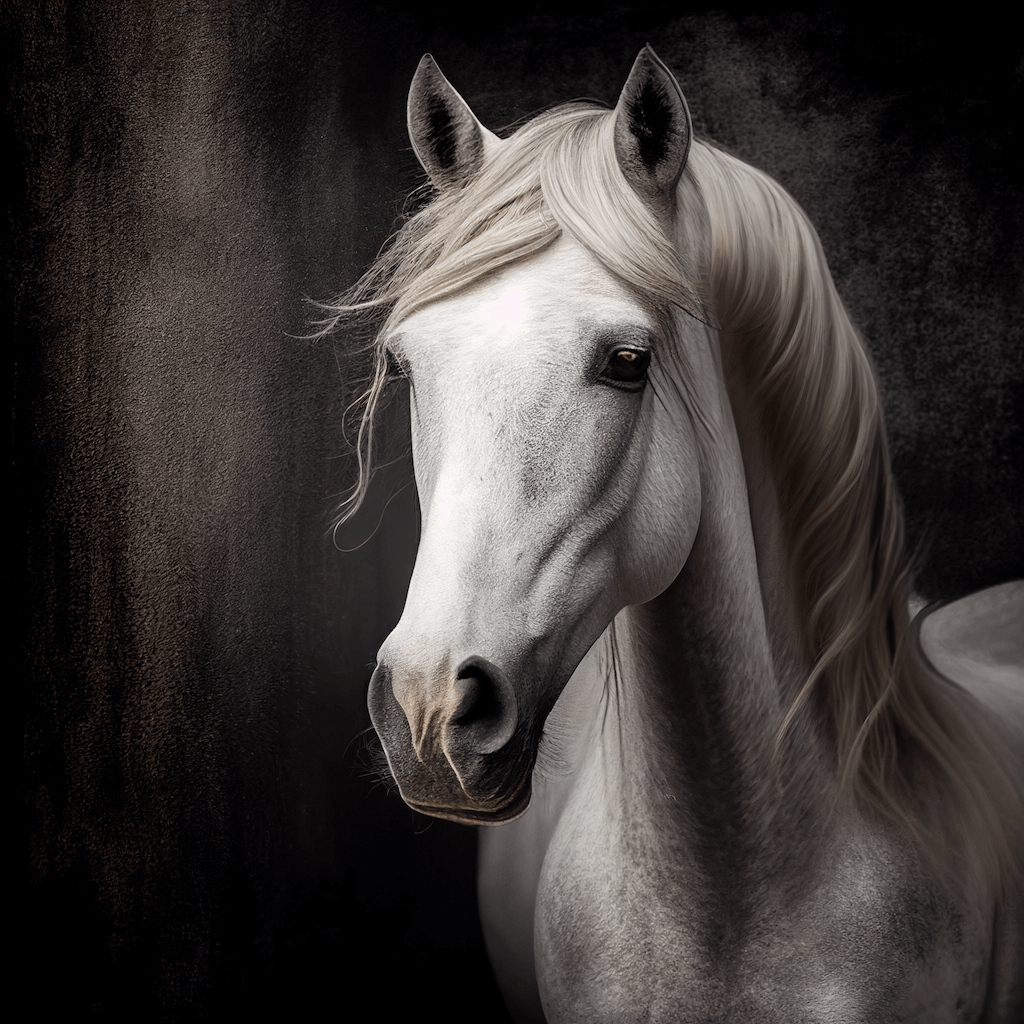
xmin=403 ymin=778 xmax=533 ymax=825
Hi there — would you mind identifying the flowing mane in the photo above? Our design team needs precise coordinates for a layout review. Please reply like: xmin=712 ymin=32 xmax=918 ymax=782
xmin=320 ymin=99 xmax=1019 ymax=894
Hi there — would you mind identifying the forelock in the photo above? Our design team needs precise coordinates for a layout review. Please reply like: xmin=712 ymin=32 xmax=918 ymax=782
xmin=383 ymin=101 xmax=705 ymax=334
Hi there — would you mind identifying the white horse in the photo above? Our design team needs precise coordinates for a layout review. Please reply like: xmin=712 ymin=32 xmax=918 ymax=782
xmin=327 ymin=48 xmax=1023 ymax=1023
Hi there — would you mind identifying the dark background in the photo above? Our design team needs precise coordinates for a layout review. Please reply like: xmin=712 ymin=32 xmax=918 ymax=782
xmin=9 ymin=4 xmax=1021 ymax=1020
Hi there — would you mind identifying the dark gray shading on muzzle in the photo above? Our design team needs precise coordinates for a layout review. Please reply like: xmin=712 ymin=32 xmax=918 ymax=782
xmin=367 ymin=658 xmax=534 ymax=823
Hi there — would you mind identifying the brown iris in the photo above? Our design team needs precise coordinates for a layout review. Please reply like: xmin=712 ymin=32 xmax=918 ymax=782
xmin=603 ymin=347 xmax=651 ymax=386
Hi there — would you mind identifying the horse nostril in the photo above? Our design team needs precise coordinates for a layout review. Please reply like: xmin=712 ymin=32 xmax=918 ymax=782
xmin=450 ymin=656 xmax=517 ymax=754
xmin=452 ymin=673 xmax=496 ymax=726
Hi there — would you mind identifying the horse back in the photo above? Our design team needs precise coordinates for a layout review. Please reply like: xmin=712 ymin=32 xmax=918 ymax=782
xmin=918 ymin=581 xmax=1024 ymax=742
xmin=918 ymin=581 xmax=1024 ymax=1023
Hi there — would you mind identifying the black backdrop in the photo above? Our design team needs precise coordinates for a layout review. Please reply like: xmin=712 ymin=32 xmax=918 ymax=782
xmin=10 ymin=4 xmax=1022 ymax=1020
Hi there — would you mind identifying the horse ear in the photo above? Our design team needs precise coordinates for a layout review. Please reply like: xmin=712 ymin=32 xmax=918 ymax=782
xmin=613 ymin=46 xmax=691 ymax=220
xmin=407 ymin=54 xmax=502 ymax=192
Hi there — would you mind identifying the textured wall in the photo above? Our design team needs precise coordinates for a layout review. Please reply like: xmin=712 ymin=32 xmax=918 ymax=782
xmin=10 ymin=4 xmax=1020 ymax=1019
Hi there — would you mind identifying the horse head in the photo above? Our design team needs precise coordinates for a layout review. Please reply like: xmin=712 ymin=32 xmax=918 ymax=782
xmin=368 ymin=49 xmax=714 ymax=823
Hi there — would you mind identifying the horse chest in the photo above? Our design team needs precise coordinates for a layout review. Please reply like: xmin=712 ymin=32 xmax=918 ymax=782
xmin=531 ymin=786 xmax=990 ymax=1024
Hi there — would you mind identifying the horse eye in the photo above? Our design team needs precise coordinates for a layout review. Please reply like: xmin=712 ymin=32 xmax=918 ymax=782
xmin=602 ymin=347 xmax=651 ymax=386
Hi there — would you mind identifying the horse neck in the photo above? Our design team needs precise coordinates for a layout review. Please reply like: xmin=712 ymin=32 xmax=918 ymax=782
xmin=606 ymin=337 xmax=831 ymax=881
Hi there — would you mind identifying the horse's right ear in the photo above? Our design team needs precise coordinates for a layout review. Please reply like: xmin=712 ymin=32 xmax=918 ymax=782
xmin=407 ymin=55 xmax=502 ymax=192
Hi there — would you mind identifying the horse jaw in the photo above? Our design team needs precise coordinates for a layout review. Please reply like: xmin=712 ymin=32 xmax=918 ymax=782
xmin=368 ymin=237 xmax=704 ymax=823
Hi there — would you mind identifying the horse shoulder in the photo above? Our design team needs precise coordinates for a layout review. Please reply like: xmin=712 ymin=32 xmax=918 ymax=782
xmin=797 ymin=826 xmax=999 ymax=1023
xmin=533 ymin=806 xmax=998 ymax=1022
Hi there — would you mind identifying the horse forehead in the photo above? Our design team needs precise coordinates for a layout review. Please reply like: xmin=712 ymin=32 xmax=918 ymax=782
xmin=394 ymin=242 xmax=650 ymax=366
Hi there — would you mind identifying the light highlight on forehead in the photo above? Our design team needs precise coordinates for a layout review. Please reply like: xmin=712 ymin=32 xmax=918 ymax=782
xmin=388 ymin=237 xmax=656 ymax=364
xmin=479 ymin=286 xmax=531 ymax=333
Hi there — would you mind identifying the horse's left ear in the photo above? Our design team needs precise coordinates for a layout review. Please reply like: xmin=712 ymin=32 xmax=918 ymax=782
xmin=613 ymin=46 xmax=692 ymax=221
xmin=407 ymin=54 xmax=502 ymax=192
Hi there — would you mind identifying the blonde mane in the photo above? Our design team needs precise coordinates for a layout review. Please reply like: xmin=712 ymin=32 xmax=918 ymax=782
xmin=320 ymin=101 xmax=1019 ymax=893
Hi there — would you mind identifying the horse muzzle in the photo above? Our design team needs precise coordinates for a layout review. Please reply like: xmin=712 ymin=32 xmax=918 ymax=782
xmin=367 ymin=658 xmax=537 ymax=824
